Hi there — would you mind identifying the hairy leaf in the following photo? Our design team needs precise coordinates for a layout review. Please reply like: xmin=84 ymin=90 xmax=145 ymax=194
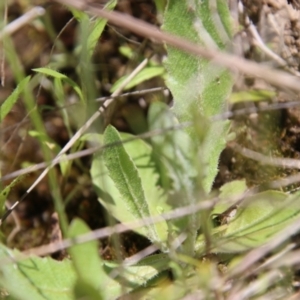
xmin=212 ymin=179 xmax=248 ymax=216
xmin=163 ymin=0 xmax=234 ymax=192
xmin=148 ymin=101 xmax=199 ymax=254
xmin=91 ymin=127 xmax=170 ymax=245
xmin=148 ymin=102 xmax=197 ymax=193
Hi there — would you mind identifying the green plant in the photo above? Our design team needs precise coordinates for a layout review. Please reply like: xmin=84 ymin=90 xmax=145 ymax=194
xmin=1 ymin=0 xmax=300 ymax=299
xmin=92 ymin=0 xmax=234 ymax=258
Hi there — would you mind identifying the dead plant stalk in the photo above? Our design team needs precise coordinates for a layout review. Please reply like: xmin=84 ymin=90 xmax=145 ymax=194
xmin=53 ymin=0 xmax=300 ymax=92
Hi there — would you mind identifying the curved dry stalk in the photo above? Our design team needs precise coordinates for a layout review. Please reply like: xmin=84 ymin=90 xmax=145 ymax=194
xmin=0 ymin=6 xmax=45 ymax=41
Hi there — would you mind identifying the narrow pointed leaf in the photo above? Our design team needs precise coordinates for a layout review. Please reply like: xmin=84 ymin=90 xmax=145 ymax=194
xmin=0 ymin=175 xmax=25 ymax=217
xmin=0 ymin=76 xmax=30 ymax=120
xmin=32 ymin=68 xmax=83 ymax=102
xmin=91 ymin=128 xmax=170 ymax=245
xmin=102 ymin=126 xmax=159 ymax=242
xmin=87 ymin=0 xmax=117 ymax=57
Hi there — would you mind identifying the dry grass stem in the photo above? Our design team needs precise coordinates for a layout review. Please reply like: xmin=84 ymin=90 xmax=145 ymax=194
xmin=54 ymin=0 xmax=300 ymax=93
xmin=239 ymin=1 xmax=300 ymax=76
xmin=229 ymin=216 xmax=300 ymax=277
xmin=2 ymin=100 xmax=300 ymax=185
xmin=233 ymin=143 xmax=300 ymax=169
xmin=0 ymin=6 xmax=45 ymax=41
xmin=0 ymin=58 xmax=148 ymax=223
xmin=7 ymin=196 xmax=221 ymax=260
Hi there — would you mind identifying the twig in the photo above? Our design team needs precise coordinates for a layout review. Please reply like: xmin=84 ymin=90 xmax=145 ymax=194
xmin=270 ymin=173 xmax=300 ymax=190
xmin=238 ymin=1 xmax=300 ymax=76
xmin=95 ymin=86 xmax=167 ymax=102
xmin=0 ymin=58 xmax=149 ymax=225
xmin=253 ymin=243 xmax=296 ymax=272
xmin=2 ymin=100 xmax=300 ymax=183
xmin=233 ymin=143 xmax=300 ymax=169
xmin=228 ymin=269 xmax=283 ymax=300
xmin=2 ymin=189 xmax=257 ymax=261
xmin=0 ymin=6 xmax=45 ymax=41
xmin=53 ymin=0 xmax=300 ymax=92
xmin=228 ymin=215 xmax=300 ymax=277
xmin=20 ymin=196 xmax=219 ymax=258
xmin=0 ymin=86 xmax=167 ymax=135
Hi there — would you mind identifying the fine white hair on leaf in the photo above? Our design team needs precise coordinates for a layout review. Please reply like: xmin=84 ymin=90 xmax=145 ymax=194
xmin=209 ymin=0 xmax=231 ymax=44
xmin=187 ymin=0 xmax=197 ymax=12
xmin=194 ymin=19 xmax=218 ymax=50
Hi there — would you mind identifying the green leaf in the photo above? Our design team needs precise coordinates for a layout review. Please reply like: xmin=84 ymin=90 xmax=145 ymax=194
xmin=229 ymin=90 xmax=276 ymax=103
xmin=0 ymin=175 xmax=25 ymax=217
xmin=69 ymin=220 xmax=171 ymax=298
xmin=200 ymin=120 xmax=231 ymax=193
xmin=69 ymin=8 xmax=87 ymax=22
xmin=103 ymin=126 xmax=156 ymax=240
xmin=148 ymin=102 xmax=197 ymax=193
xmin=119 ymin=45 xmax=134 ymax=59
xmin=110 ymin=67 xmax=165 ymax=93
xmin=87 ymin=0 xmax=117 ymax=57
xmin=219 ymin=179 xmax=248 ymax=199
xmin=0 ymin=228 xmax=168 ymax=300
xmin=163 ymin=0 xmax=233 ymax=117
xmin=68 ymin=218 xmax=105 ymax=289
xmin=104 ymin=253 xmax=170 ymax=288
xmin=68 ymin=220 xmax=170 ymax=298
xmin=154 ymin=0 xmax=167 ymax=13
xmin=70 ymin=0 xmax=117 ymax=58
xmin=211 ymin=191 xmax=300 ymax=253
xmin=127 ymin=265 xmax=210 ymax=299
xmin=0 ymin=76 xmax=31 ymax=120
xmin=0 ymin=244 xmax=76 ymax=300
xmin=212 ymin=179 xmax=248 ymax=216
xmin=148 ymin=102 xmax=200 ymax=255
xmin=68 ymin=218 xmax=122 ymax=299
xmin=32 ymin=68 xmax=83 ymax=102
xmin=163 ymin=0 xmax=234 ymax=192
xmin=91 ymin=126 xmax=170 ymax=245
